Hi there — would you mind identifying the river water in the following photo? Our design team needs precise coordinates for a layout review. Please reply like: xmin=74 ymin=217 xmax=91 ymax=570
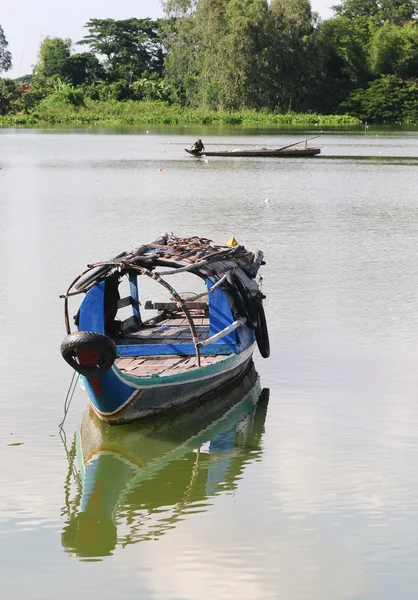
xmin=1 ymin=126 xmax=418 ymax=599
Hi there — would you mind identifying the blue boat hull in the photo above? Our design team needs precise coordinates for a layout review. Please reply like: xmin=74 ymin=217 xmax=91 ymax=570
xmin=81 ymin=343 xmax=255 ymax=425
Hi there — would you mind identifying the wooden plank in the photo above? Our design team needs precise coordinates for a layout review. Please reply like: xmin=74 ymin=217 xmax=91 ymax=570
xmin=118 ymin=296 xmax=134 ymax=309
xmin=144 ymin=301 xmax=208 ymax=310
xmin=119 ymin=351 xmax=229 ymax=376
xmin=166 ymin=318 xmax=187 ymax=326
xmin=115 ymin=357 xmax=141 ymax=369
xmin=121 ymin=315 xmax=139 ymax=333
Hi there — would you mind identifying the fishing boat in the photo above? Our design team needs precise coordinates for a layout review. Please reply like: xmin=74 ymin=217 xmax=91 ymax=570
xmin=60 ymin=233 xmax=269 ymax=425
xmin=61 ymin=365 xmax=269 ymax=557
xmin=186 ymin=147 xmax=320 ymax=157
xmin=185 ymin=135 xmax=321 ymax=158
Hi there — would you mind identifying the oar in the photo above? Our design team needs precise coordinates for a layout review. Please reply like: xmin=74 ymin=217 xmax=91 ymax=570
xmin=275 ymin=135 xmax=320 ymax=152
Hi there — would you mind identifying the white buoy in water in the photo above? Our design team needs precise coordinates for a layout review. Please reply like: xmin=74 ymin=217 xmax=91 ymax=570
xmin=265 ymin=198 xmax=271 ymax=204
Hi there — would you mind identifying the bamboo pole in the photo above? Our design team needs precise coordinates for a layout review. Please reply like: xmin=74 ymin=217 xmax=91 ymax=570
xmin=276 ymin=135 xmax=320 ymax=152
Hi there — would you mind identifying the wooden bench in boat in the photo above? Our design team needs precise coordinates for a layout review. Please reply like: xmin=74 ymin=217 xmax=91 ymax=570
xmin=119 ymin=317 xmax=209 ymax=344
xmin=143 ymin=300 xmax=208 ymax=312
xmin=115 ymin=353 xmax=226 ymax=377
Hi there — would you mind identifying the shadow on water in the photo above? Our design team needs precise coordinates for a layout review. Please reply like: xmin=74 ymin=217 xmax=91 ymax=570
xmin=61 ymin=362 xmax=269 ymax=560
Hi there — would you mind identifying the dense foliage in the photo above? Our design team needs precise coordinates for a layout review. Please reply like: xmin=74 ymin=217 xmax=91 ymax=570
xmin=2 ymin=0 xmax=418 ymax=124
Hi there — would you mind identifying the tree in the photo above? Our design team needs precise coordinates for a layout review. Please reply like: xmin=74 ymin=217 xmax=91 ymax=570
xmin=215 ymin=0 xmax=270 ymax=110
xmin=162 ymin=14 xmax=199 ymax=105
xmin=339 ymin=75 xmax=418 ymax=122
xmin=332 ymin=0 xmax=418 ymax=25
xmin=35 ymin=37 xmax=72 ymax=78
xmin=63 ymin=52 xmax=105 ymax=86
xmin=164 ymin=0 xmax=272 ymax=110
xmin=265 ymin=0 xmax=320 ymax=112
xmin=309 ymin=13 xmax=374 ymax=113
xmin=191 ymin=0 xmax=266 ymax=110
xmin=369 ymin=21 xmax=418 ymax=77
xmin=33 ymin=37 xmax=105 ymax=87
xmin=162 ymin=0 xmax=198 ymax=18
xmin=78 ymin=18 xmax=165 ymax=81
xmin=163 ymin=0 xmax=323 ymax=111
xmin=0 ymin=25 xmax=12 ymax=73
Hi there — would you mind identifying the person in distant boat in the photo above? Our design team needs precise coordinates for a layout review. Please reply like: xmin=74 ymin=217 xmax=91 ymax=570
xmin=191 ymin=139 xmax=205 ymax=152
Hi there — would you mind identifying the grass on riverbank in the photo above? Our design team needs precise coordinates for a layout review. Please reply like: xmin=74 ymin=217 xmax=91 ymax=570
xmin=0 ymin=99 xmax=361 ymax=126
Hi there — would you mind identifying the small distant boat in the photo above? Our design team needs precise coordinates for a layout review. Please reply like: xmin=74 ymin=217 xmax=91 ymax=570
xmin=61 ymin=365 xmax=269 ymax=557
xmin=185 ymin=136 xmax=321 ymax=158
xmin=186 ymin=147 xmax=320 ymax=157
xmin=60 ymin=233 xmax=269 ymax=425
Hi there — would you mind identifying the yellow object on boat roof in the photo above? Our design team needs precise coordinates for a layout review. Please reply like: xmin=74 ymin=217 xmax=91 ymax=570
xmin=227 ymin=237 xmax=239 ymax=247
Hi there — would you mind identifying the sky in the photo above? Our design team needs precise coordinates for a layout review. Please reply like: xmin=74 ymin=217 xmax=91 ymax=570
xmin=2 ymin=0 xmax=335 ymax=79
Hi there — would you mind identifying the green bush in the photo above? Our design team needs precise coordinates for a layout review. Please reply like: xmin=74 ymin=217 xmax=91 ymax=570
xmin=0 ymin=97 xmax=361 ymax=126
xmin=130 ymin=77 xmax=171 ymax=102
xmin=339 ymin=75 xmax=418 ymax=123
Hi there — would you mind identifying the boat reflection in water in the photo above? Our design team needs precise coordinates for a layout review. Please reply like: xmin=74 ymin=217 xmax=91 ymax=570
xmin=61 ymin=362 xmax=269 ymax=559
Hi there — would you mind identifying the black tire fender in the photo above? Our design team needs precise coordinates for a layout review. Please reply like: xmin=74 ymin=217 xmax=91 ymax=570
xmin=61 ymin=331 xmax=117 ymax=378
xmin=254 ymin=300 xmax=270 ymax=358
xmin=225 ymin=272 xmax=258 ymax=329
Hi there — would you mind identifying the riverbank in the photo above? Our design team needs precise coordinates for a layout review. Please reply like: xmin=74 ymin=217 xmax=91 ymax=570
xmin=0 ymin=99 xmax=361 ymax=127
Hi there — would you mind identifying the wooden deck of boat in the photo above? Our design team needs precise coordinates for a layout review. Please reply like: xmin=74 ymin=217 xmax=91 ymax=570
xmin=119 ymin=317 xmax=209 ymax=345
xmin=115 ymin=316 xmax=226 ymax=377
xmin=115 ymin=353 xmax=225 ymax=377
